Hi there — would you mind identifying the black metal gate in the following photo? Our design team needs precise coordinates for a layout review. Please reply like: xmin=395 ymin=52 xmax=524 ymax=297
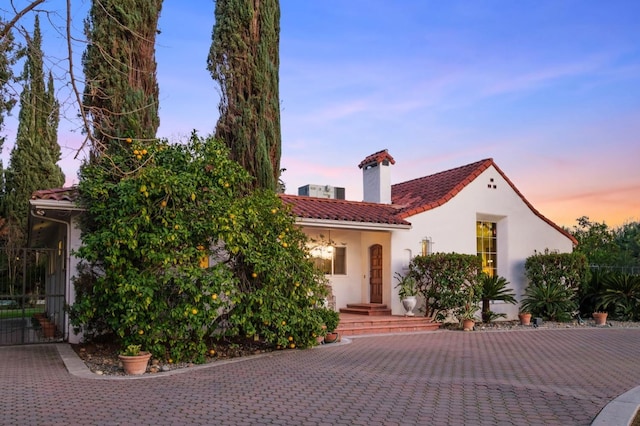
xmin=0 ymin=248 xmax=64 ymax=345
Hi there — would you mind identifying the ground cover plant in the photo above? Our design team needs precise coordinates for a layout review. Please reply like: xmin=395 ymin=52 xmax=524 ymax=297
xmin=70 ymin=133 xmax=331 ymax=363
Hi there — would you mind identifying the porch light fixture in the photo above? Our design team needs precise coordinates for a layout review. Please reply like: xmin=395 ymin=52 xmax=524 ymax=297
xmin=421 ymin=237 xmax=433 ymax=256
xmin=35 ymin=209 xmax=46 ymax=216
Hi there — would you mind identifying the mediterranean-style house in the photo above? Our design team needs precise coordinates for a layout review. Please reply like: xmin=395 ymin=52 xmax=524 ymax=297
xmin=282 ymin=150 xmax=576 ymax=319
xmin=26 ymin=149 xmax=576 ymax=343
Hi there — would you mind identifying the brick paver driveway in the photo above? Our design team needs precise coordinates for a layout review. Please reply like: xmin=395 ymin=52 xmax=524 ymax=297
xmin=1 ymin=328 xmax=640 ymax=425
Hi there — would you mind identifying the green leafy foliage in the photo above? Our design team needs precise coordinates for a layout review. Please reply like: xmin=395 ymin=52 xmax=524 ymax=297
xmin=479 ymin=273 xmax=516 ymax=323
xmin=520 ymin=281 xmax=577 ymax=322
xmin=208 ymin=0 xmax=282 ymax=190
xmin=598 ymin=273 xmax=640 ymax=320
xmin=394 ymin=272 xmax=418 ymax=299
xmin=408 ymin=253 xmax=482 ymax=321
xmin=71 ymin=133 xmax=330 ymax=362
xmin=521 ymin=251 xmax=589 ymax=321
xmin=3 ymin=15 xmax=64 ymax=237
xmin=82 ymin=0 xmax=162 ymax=155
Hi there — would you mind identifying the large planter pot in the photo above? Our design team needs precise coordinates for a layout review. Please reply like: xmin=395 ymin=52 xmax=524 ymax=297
xmin=518 ymin=313 xmax=532 ymax=326
xmin=462 ymin=319 xmax=475 ymax=331
xmin=40 ymin=320 xmax=56 ymax=338
xmin=119 ymin=352 xmax=152 ymax=375
xmin=324 ymin=332 xmax=339 ymax=344
xmin=401 ymin=296 xmax=417 ymax=317
xmin=593 ymin=312 xmax=608 ymax=326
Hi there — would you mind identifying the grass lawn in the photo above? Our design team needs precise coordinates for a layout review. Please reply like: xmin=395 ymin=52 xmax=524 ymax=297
xmin=0 ymin=307 xmax=45 ymax=320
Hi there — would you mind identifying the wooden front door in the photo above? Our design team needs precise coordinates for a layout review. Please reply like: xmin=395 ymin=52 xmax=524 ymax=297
xmin=369 ymin=244 xmax=383 ymax=303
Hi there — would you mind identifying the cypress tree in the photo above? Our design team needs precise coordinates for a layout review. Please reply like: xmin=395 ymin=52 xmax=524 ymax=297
xmin=0 ymin=21 xmax=18 ymax=177
xmin=3 ymin=15 xmax=64 ymax=238
xmin=208 ymin=0 xmax=282 ymax=191
xmin=82 ymin=0 xmax=162 ymax=158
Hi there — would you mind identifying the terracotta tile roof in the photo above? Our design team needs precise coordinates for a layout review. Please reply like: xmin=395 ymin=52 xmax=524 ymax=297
xmin=358 ymin=149 xmax=395 ymax=169
xmin=392 ymin=159 xmax=493 ymax=218
xmin=391 ymin=158 xmax=577 ymax=244
xmin=31 ymin=187 xmax=78 ymax=202
xmin=280 ymin=194 xmax=410 ymax=226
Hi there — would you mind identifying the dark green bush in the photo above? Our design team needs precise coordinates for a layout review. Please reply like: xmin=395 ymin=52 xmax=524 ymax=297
xmin=408 ymin=253 xmax=481 ymax=321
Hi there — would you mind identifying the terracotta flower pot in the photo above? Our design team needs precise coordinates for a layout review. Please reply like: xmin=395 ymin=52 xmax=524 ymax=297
xmin=462 ymin=319 xmax=475 ymax=331
xmin=40 ymin=320 xmax=56 ymax=338
xmin=518 ymin=313 xmax=532 ymax=326
xmin=593 ymin=312 xmax=608 ymax=326
xmin=119 ymin=352 xmax=152 ymax=375
xmin=324 ymin=332 xmax=339 ymax=344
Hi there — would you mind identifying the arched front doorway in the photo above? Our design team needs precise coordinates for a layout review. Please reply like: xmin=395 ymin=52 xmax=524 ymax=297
xmin=369 ymin=244 xmax=382 ymax=303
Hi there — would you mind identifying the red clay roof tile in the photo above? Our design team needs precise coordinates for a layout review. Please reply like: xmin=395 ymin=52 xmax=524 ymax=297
xmin=31 ymin=187 xmax=78 ymax=202
xmin=358 ymin=149 xmax=396 ymax=169
xmin=280 ymin=194 xmax=409 ymax=226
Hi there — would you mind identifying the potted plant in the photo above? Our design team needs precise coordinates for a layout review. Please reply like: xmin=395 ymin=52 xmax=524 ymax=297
xmin=518 ymin=311 xmax=532 ymax=326
xmin=320 ymin=309 xmax=340 ymax=343
xmin=592 ymin=311 xmax=608 ymax=326
xmin=395 ymin=272 xmax=418 ymax=316
xmin=118 ymin=344 xmax=152 ymax=375
xmin=458 ymin=286 xmax=480 ymax=331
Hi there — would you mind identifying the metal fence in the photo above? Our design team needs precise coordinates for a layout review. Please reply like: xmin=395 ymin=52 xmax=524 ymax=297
xmin=589 ymin=265 xmax=640 ymax=275
xmin=0 ymin=248 xmax=64 ymax=345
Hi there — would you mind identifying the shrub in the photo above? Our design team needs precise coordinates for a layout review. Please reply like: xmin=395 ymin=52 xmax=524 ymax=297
xmin=70 ymin=133 xmax=328 ymax=362
xmin=598 ymin=273 xmax=640 ymax=320
xmin=520 ymin=281 xmax=577 ymax=321
xmin=521 ymin=250 xmax=588 ymax=321
xmin=479 ymin=273 xmax=516 ymax=323
xmin=408 ymin=253 xmax=481 ymax=321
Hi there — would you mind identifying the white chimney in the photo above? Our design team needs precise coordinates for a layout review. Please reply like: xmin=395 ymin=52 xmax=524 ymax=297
xmin=358 ymin=149 xmax=395 ymax=204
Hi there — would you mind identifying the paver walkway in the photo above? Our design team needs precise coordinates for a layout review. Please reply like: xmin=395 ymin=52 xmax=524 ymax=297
xmin=1 ymin=328 xmax=640 ymax=425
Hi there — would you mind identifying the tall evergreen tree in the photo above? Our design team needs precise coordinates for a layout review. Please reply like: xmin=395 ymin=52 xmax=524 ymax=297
xmin=82 ymin=0 xmax=162 ymax=158
xmin=3 ymin=15 xmax=64 ymax=238
xmin=0 ymin=21 xmax=18 ymax=180
xmin=208 ymin=0 xmax=282 ymax=191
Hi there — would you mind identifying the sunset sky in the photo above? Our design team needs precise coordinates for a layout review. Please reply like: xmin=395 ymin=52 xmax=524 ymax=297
xmin=2 ymin=0 xmax=639 ymax=229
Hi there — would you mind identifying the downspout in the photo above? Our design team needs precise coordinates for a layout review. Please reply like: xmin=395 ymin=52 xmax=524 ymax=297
xmin=29 ymin=208 xmax=72 ymax=342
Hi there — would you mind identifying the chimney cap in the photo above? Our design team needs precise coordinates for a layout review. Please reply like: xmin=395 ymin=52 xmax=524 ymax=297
xmin=358 ymin=149 xmax=395 ymax=169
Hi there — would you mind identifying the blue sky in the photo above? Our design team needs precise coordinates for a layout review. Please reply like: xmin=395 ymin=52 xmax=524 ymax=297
xmin=2 ymin=0 xmax=639 ymax=228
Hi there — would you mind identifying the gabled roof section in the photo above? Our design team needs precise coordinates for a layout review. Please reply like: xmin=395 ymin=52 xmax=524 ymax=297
xmin=31 ymin=187 xmax=78 ymax=202
xmin=280 ymin=194 xmax=410 ymax=227
xmin=358 ymin=149 xmax=395 ymax=169
xmin=391 ymin=158 xmax=577 ymax=245
xmin=392 ymin=159 xmax=494 ymax=218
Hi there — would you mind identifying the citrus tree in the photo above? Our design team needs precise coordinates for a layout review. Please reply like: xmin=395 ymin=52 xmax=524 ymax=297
xmin=70 ymin=133 xmax=329 ymax=362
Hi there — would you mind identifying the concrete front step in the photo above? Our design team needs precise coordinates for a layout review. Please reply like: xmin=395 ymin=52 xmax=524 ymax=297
xmin=336 ymin=315 xmax=441 ymax=336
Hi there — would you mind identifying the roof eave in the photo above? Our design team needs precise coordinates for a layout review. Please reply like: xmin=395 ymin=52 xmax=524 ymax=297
xmin=29 ymin=199 xmax=84 ymax=212
xmin=296 ymin=217 xmax=411 ymax=231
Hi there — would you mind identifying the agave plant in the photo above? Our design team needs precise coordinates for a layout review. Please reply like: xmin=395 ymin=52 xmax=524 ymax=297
xmin=599 ymin=273 xmax=640 ymax=321
xmin=479 ymin=273 xmax=517 ymax=323
xmin=520 ymin=281 xmax=577 ymax=322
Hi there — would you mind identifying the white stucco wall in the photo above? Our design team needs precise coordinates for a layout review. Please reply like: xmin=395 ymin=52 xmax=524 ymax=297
xmin=389 ymin=165 xmax=574 ymax=319
xmin=66 ymin=215 xmax=84 ymax=344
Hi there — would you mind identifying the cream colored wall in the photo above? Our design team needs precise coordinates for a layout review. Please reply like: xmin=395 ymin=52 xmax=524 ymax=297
xmin=390 ymin=165 xmax=574 ymax=319
xmin=302 ymin=227 xmax=393 ymax=310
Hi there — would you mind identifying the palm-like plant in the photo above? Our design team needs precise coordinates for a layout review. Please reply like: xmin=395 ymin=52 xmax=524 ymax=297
xmin=599 ymin=273 xmax=640 ymax=321
xmin=520 ymin=282 xmax=577 ymax=322
xmin=479 ymin=273 xmax=517 ymax=323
